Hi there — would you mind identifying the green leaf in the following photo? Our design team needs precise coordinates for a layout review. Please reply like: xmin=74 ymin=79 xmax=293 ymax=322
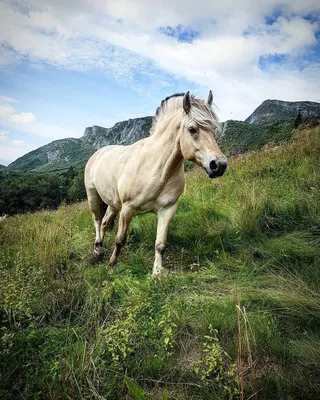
xmin=124 ymin=377 xmax=147 ymax=400
xmin=162 ymin=390 xmax=169 ymax=400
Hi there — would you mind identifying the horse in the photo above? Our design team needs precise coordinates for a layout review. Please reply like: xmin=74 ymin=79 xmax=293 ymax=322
xmin=84 ymin=91 xmax=227 ymax=276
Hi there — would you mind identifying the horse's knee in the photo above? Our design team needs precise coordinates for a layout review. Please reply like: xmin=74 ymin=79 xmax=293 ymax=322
xmin=156 ymin=242 xmax=166 ymax=254
xmin=115 ymin=237 xmax=126 ymax=249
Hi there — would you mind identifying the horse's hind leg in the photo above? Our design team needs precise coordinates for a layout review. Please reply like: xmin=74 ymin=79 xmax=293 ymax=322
xmin=87 ymin=188 xmax=106 ymax=256
xmin=101 ymin=206 xmax=118 ymax=241
xmin=109 ymin=206 xmax=135 ymax=268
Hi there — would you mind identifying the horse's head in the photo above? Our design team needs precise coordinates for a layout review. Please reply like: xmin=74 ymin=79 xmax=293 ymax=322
xmin=180 ymin=91 xmax=227 ymax=178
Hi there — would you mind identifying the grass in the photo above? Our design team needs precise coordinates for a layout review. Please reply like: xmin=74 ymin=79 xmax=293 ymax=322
xmin=0 ymin=127 xmax=319 ymax=399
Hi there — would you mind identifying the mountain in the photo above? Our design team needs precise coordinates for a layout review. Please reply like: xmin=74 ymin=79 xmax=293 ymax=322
xmin=245 ymin=99 xmax=320 ymax=125
xmin=6 ymin=100 xmax=320 ymax=173
xmin=7 ymin=117 xmax=153 ymax=173
xmin=0 ymin=165 xmax=6 ymax=169
xmin=84 ymin=118 xmax=153 ymax=150
xmin=7 ymin=138 xmax=94 ymax=173
xmin=217 ymin=120 xmax=266 ymax=154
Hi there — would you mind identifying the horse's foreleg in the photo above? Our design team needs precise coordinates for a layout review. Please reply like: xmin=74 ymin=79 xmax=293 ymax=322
xmin=109 ymin=207 xmax=134 ymax=268
xmin=152 ymin=203 xmax=178 ymax=276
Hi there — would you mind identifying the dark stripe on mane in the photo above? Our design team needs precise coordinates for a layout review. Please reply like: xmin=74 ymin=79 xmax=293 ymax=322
xmin=155 ymin=92 xmax=185 ymax=116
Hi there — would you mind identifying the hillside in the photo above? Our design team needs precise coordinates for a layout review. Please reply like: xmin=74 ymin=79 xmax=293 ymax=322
xmin=1 ymin=127 xmax=319 ymax=399
xmin=7 ymin=117 xmax=153 ymax=173
xmin=217 ymin=120 xmax=266 ymax=153
xmin=5 ymin=99 xmax=319 ymax=173
xmin=217 ymin=119 xmax=297 ymax=154
xmin=0 ymin=165 xmax=6 ymax=169
xmin=7 ymin=138 xmax=94 ymax=173
xmin=245 ymin=99 xmax=320 ymax=125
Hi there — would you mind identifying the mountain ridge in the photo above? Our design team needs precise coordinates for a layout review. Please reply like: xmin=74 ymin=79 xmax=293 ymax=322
xmin=245 ymin=99 xmax=320 ymax=125
xmin=6 ymin=99 xmax=320 ymax=173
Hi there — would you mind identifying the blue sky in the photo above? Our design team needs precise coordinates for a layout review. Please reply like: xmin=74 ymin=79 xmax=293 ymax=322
xmin=0 ymin=0 xmax=320 ymax=165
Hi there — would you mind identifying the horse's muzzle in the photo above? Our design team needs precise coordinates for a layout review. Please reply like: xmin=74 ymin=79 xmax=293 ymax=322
xmin=205 ymin=157 xmax=227 ymax=178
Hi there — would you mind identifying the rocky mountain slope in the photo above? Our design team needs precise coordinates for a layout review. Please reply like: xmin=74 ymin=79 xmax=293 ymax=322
xmin=7 ymin=138 xmax=94 ymax=173
xmin=5 ymin=100 xmax=319 ymax=173
xmin=7 ymin=117 xmax=153 ymax=173
xmin=245 ymin=99 xmax=320 ymax=125
xmin=84 ymin=118 xmax=153 ymax=150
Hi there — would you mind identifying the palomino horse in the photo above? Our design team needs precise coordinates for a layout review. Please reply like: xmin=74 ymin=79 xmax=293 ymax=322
xmin=85 ymin=91 xmax=227 ymax=276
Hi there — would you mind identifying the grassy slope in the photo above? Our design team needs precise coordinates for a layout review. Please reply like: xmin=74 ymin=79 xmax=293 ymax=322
xmin=218 ymin=120 xmax=295 ymax=155
xmin=0 ymin=127 xmax=319 ymax=399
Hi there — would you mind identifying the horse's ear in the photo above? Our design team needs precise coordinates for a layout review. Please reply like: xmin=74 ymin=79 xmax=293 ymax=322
xmin=206 ymin=90 xmax=213 ymax=106
xmin=183 ymin=91 xmax=191 ymax=115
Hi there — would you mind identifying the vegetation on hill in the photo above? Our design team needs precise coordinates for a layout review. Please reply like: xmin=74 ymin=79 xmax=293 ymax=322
xmin=218 ymin=117 xmax=320 ymax=155
xmin=0 ymin=167 xmax=86 ymax=215
xmin=0 ymin=127 xmax=319 ymax=399
xmin=6 ymin=138 xmax=94 ymax=173
xmin=218 ymin=120 xmax=267 ymax=154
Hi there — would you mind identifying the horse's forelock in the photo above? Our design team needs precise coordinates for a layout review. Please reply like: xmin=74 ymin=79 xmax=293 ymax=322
xmin=190 ymin=101 xmax=220 ymax=130
xmin=150 ymin=93 xmax=219 ymax=135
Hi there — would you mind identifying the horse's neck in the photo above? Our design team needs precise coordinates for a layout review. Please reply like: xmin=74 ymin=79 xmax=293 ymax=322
xmin=149 ymin=116 xmax=184 ymax=183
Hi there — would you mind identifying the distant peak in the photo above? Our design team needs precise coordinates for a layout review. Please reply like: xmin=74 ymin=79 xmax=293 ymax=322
xmin=245 ymin=99 xmax=320 ymax=125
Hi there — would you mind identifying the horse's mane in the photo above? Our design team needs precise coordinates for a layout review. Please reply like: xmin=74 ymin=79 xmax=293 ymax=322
xmin=150 ymin=92 xmax=220 ymax=135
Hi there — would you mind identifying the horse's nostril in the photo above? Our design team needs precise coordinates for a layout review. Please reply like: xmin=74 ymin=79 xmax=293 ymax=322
xmin=210 ymin=160 xmax=218 ymax=171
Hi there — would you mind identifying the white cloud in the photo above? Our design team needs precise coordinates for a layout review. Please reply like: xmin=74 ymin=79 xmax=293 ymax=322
xmin=0 ymin=104 xmax=36 ymax=123
xmin=0 ymin=94 xmax=17 ymax=103
xmin=0 ymin=0 xmax=319 ymax=121
xmin=10 ymin=112 xmax=36 ymax=123
xmin=0 ymin=128 xmax=9 ymax=140
xmin=11 ymin=139 xmax=25 ymax=146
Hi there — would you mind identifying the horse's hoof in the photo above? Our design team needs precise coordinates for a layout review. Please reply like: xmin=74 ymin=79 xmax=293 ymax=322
xmin=94 ymin=241 xmax=103 ymax=256
xmin=93 ymin=249 xmax=100 ymax=256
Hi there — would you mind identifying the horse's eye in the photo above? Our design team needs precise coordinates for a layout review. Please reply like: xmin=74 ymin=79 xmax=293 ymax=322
xmin=188 ymin=126 xmax=197 ymax=135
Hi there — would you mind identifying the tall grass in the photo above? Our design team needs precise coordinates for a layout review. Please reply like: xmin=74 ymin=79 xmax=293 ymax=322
xmin=0 ymin=127 xmax=319 ymax=399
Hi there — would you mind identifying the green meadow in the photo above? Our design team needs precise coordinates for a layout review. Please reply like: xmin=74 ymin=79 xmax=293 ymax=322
xmin=0 ymin=127 xmax=319 ymax=399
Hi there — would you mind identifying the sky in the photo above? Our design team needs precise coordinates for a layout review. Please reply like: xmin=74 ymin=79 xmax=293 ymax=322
xmin=0 ymin=0 xmax=320 ymax=166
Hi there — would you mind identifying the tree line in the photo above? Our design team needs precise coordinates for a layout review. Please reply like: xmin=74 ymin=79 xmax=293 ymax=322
xmin=0 ymin=166 xmax=86 ymax=215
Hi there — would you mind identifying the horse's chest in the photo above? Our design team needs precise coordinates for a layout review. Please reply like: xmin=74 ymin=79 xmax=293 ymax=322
xmin=120 ymin=165 xmax=185 ymax=213
xmin=154 ymin=175 xmax=185 ymax=209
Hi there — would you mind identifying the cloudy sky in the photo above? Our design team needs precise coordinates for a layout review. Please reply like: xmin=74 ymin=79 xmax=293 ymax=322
xmin=0 ymin=0 xmax=320 ymax=165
